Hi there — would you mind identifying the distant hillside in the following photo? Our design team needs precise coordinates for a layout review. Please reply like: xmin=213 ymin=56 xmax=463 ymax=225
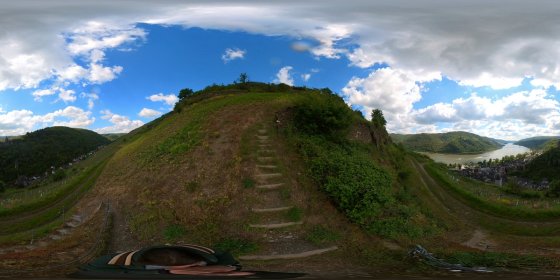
xmin=102 ymin=133 xmax=126 ymax=141
xmin=0 ymin=127 xmax=110 ymax=183
xmin=391 ymin=131 xmax=502 ymax=154
xmin=523 ymin=145 xmax=560 ymax=181
xmin=515 ymin=136 xmax=560 ymax=150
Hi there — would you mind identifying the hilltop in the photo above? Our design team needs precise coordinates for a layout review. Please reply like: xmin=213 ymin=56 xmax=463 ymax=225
xmin=4 ymin=82 xmax=560 ymax=276
xmin=391 ymin=131 xmax=502 ymax=154
xmin=515 ymin=136 xmax=560 ymax=150
xmin=0 ymin=126 xmax=110 ymax=185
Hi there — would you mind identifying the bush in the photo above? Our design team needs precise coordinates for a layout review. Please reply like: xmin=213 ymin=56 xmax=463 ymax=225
xmin=293 ymin=93 xmax=353 ymax=140
xmin=52 ymin=169 xmax=66 ymax=182
xmin=297 ymin=136 xmax=393 ymax=230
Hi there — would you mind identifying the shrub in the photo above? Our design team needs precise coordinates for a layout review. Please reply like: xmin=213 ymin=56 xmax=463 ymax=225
xmin=293 ymin=93 xmax=353 ymax=140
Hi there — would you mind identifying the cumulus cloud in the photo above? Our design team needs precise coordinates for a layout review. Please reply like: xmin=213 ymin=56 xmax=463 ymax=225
xmin=411 ymin=90 xmax=560 ymax=140
xmin=221 ymin=48 xmax=246 ymax=63
xmin=96 ymin=109 xmax=143 ymax=134
xmin=32 ymin=88 xmax=56 ymax=101
xmin=0 ymin=106 xmax=94 ymax=136
xmin=138 ymin=108 xmax=162 ymax=118
xmin=58 ymin=88 xmax=77 ymax=103
xmin=3 ymin=1 xmax=560 ymax=91
xmin=147 ymin=93 xmax=179 ymax=106
xmin=301 ymin=73 xmax=311 ymax=82
xmin=274 ymin=66 xmax=294 ymax=86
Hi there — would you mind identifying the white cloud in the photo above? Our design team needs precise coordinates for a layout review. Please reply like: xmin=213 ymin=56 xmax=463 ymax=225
xmin=410 ymin=90 xmax=560 ymax=140
xmin=32 ymin=88 xmax=56 ymax=101
xmin=96 ymin=109 xmax=143 ymax=134
xmin=343 ymin=67 xmax=422 ymax=116
xmin=0 ymin=106 xmax=94 ymax=136
xmin=66 ymin=21 xmax=146 ymax=57
xmin=274 ymin=66 xmax=294 ymax=86
xmin=88 ymin=63 xmax=123 ymax=84
xmin=301 ymin=73 xmax=311 ymax=82
xmin=1 ymin=1 xmax=560 ymax=91
xmin=81 ymin=92 xmax=99 ymax=110
xmin=58 ymin=88 xmax=76 ymax=103
xmin=147 ymin=93 xmax=179 ymax=106
xmin=138 ymin=108 xmax=162 ymax=118
xmin=221 ymin=48 xmax=246 ymax=63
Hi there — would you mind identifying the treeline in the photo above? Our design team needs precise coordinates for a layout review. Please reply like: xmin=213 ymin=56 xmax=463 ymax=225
xmin=0 ymin=127 xmax=110 ymax=185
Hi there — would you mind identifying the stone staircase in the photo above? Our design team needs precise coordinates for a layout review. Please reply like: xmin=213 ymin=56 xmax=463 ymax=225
xmin=240 ymin=126 xmax=338 ymax=261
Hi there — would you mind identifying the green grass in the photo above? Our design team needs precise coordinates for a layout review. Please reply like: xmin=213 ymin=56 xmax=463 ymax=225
xmin=184 ymin=181 xmax=199 ymax=193
xmin=285 ymin=207 xmax=303 ymax=221
xmin=242 ymin=178 xmax=255 ymax=189
xmin=305 ymin=225 xmax=340 ymax=245
xmin=163 ymin=224 xmax=186 ymax=242
xmin=446 ymin=251 xmax=555 ymax=269
xmin=0 ymin=161 xmax=107 ymax=235
xmin=213 ymin=238 xmax=258 ymax=255
xmin=426 ymin=163 xmax=560 ymax=221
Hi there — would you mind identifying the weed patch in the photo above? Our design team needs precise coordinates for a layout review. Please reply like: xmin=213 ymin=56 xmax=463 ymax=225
xmin=305 ymin=225 xmax=340 ymax=245
xmin=164 ymin=224 xmax=186 ymax=241
xmin=214 ymin=238 xmax=258 ymax=255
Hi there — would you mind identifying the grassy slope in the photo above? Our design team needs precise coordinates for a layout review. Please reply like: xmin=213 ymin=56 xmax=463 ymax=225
xmin=391 ymin=131 xmax=502 ymax=154
xmin=5 ymin=84 xmax=560 ymax=273
xmin=88 ymin=88 xmax=560 ymax=271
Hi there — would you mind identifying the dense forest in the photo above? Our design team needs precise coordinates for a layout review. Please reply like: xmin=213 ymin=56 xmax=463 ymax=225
xmin=391 ymin=131 xmax=502 ymax=154
xmin=0 ymin=127 xmax=110 ymax=185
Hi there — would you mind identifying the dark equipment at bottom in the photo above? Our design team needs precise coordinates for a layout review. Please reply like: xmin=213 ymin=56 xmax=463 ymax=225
xmin=69 ymin=244 xmax=305 ymax=279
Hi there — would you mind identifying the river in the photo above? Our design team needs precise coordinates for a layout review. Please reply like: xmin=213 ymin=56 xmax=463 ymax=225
xmin=422 ymin=143 xmax=530 ymax=165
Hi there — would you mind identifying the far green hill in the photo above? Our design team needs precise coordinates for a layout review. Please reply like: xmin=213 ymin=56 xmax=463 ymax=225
xmin=391 ymin=131 xmax=502 ymax=154
xmin=102 ymin=133 xmax=126 ymax=141
xmin=0 ymin=127 xmax=110 ymax=184
xmin=514 ymin=136 xmax=560 ymax=150
xmin=522 ymin=145 xmax=560 ymax=181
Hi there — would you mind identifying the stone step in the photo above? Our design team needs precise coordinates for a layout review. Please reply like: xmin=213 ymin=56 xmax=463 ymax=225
xmin=239 ymin=246 xmax=338 ymax=261
xmin=257 ymin=157 xmax=275 ymax=162
xmin=257 ymin=136 xmax=269 ymax=140
xmin=65 ymin=221 xmax=80 ymax=228
xmin=57 ymin=228 xmax=70 ymax=235
xmin=256 ymin=183 xmax=284 ymax=190
xmin=71 ymin=215 xmax=82 ymax=222
xmin=249 ymin=221 xmax=303 ymax=229
xmin=258 ymin=149 xmax=275 ymax=153
xmin=258 ymin=129 xmax=267 ymax=134
xmin=252 ymin=206 xmax=293 ymax=213
xmin=255 ymin=173 xmax=282 ymax=179
xmin=50 ymin=235 xmax=62 ymax=240
xmin=256 ymin=164 xmax=278 ymax=169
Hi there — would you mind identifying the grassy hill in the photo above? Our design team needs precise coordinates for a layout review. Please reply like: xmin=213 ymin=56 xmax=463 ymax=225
xmin=102 ymin=133 xmax=126 ymax=141
xmin=515 ymin=136 xmax=560 ymax=150
xmin=391 ymin=131 xmax=502 ymax=154
xmin=522 ymin=145 xmax=560 ymax=181
xmin=0 ymin=127 xmax=110 ymax=184
xmin=5 ymin=82 xmax=560 ymax=275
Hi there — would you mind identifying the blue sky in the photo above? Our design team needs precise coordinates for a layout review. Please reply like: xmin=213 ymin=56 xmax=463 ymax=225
xmin=0 ymin=1 xmax=559 ymax=140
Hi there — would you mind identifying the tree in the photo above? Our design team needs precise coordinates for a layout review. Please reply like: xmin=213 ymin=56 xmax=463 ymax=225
xmin=371 ymin=109 xmax=387 ymax=128
xmin=0 ymin=180 xmax=5 ymax=193
xmin=237 ymin=73 xmax=249 ymax=84
xmin=178 ymin=88 xmax=194 ymax=100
